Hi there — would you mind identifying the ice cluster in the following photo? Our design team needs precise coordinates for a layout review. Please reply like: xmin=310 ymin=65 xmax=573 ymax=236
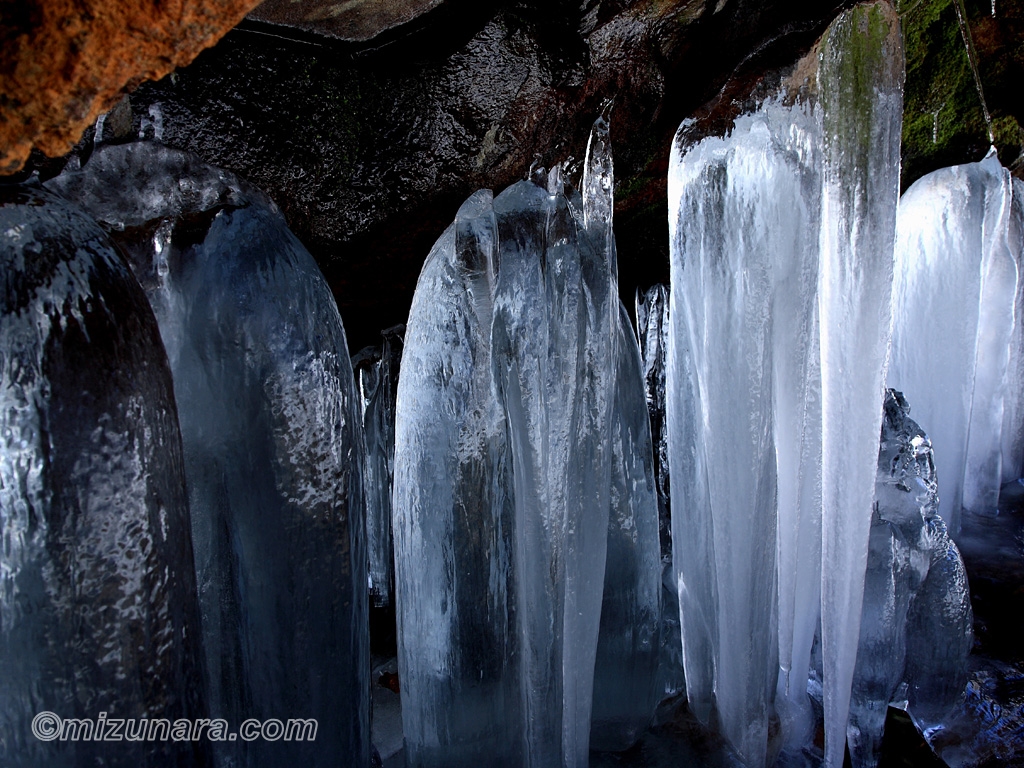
xmin=1 ymin=186 xmax=206 ymax=767
xmin=393 ymin=118 xmax=662 ymax=767
xmin=889 ymin=153 xmax=1024 ymax=530
xmin=48 ymin=142 xmax=369 ymax=767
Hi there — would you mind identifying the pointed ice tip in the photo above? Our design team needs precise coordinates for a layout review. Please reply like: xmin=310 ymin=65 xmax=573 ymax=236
xmin=583 ymin=114 xmax=614 ymax=232
xmin=985 ymin=145 xmax=999 ymax=160
xmin=546 ymin=164 xmax=563 ymax=197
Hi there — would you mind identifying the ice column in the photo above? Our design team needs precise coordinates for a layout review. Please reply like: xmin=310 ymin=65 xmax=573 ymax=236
xmin=395 ymin=117 xmax=620 ymax=768
xmin=768 ymin=107 xmax=824 ymax=750
xmin=636 ymin=284 xmax=686 ymax=698
xmin=354 ymin=324 xmax=404 ymax=607
xmin=1002 ymin=178 xmax=1024 ymax=483
xmin=491 ymin=117 xmax=618 ymax=768
xmin=848 ymin=390 xmax=972 ymax=767
xmin=670 ymin=108 xmax=790 ymax=768
xmin=393 ymin=191 xmax=519 ymax=768
xmin=817 ymin=5 xmax=903 ymax=768
xmin=0 ymin=186 xmax=205 ymax=767
xmin=590 ymin=303 xmax=662 ymax=752
xmin=49 ymin=143 xmax=369 ymax=768
xmin=889 ymin=153 xmax=1019 ymax=527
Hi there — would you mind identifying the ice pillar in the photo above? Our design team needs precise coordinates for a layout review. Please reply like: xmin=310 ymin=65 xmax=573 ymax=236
xmin=817 ymin=4 xmax=903 ymax=767
xmin=890 ymin=153 xmax=1020 ymax=526
xmin=590 ymin=303 xmax=662 ymax=752
xmin=0 ymin=185 xmax=205 ymax=767
xmin=50 ymin=143 xmax=369 ymax=768
xmin=393 ymin=191 xmax=519 ymax=768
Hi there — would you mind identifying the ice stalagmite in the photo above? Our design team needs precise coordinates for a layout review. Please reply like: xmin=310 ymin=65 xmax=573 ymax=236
xmin=636 ymin=284 xmax=685 ymax=698
xmin=890 ymin=153 xmax=1020 ymax=527
xmin=354 ymin=325 xmax=404 ymax=607
xmin=767 ymin=105 xmax=824 ymax=750
xmin=636 ymin=285 xmax=672 ymax=558
xmin=49 ymin=143 xmax=369 ymax=767
xmin=848 ymin=390 xmax=972 ymax=767
xmin=670 ymin=108 xmax=789 ymax=768
xmin=817 ymin=5 xmax=903 ymax=767
xmin=393 ymin=191 xmax=519 ymax=768
xmin=1000 ymin=179 xmax=1024 ymax=484
xmin=590 ymin=303 xmax=662 ymax=752
xmin=848 ymin=391 xmax=926 ymax=768
xmin=395 ymin=117 xmax=619 ymax=767
xmin=492 ymin=117 xmax=618 ymax=768
xmin=0 ymin=186 xmax=205 ymax=767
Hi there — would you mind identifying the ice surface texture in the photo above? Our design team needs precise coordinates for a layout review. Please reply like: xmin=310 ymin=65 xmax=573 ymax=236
xmin=636 ymin=285 xmax=686 ymax=700
xmin=393 ymin=189 xmax=520 ymax=768
xmin=889 ymin=152 xmax=1023 ymax=527
xmin=817 ymin=6 xmax=904 ymax=768
xmin=0 ymin=185 xmax=205 ymax=767
xmin=49 ymin=143 xmax=369 ymax=767
xmin=353 ymin=325 xmax=404 ymax=608
xmin=848 ymin=390 xmax=972 ymax=768
xmin=394 ymin=118 xmax=659 ymax=767
xmin=666 ymin=3 xmax=903 ymax=766
xmin=590 ymin=303 xmax=662 ymax=752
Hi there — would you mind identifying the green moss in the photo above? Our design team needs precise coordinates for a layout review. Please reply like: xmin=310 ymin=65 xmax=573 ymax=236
xmin=900 ymin=0 xmax=995 ymax=187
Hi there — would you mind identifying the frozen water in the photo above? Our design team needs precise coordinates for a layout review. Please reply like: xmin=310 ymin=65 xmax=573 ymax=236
xmin=0 ymin=185 xmax=205 ymax=767
xmin=848 ymin=390 xmax=972 ymax=767
xmin=767 ymin=105 xmax=823 ymax=752
xmin=671 ymin=105 xmax=789 ymax=768
xmin=394 ymin=116 xmax=619 ymax=768
xmin=590 ymin=303 xmax=662 ymax=752
xmin=492 ymin=119 xmax=618 ymax=768
xmin=666 ymin=5 xmax=903 ymax=765
xmin=1000 ymin=178 xmax=1024 ymax=484
xmin=392 ymin=190 xmax=520 ymax=768
xmin=354 ymin=324 xmax=404 ymax=608
xmin=636 ymin=285 xmax=672 ymax=559
xmin=817 ymin=6 xmax=903 ymax=768
xmin=636 ymin=284 xmax=686 ymax=699
xmin=889 ymin=152 xmax=1020 ymax=526
xmin=668 ymin=92 xmax=830 ymax=764
xmin=48 ymin=142 xmax=369 ymax=767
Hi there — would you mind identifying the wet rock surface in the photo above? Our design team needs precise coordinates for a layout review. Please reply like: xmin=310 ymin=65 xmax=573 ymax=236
xmin=52 ymin=0 xmax=855 ymax=350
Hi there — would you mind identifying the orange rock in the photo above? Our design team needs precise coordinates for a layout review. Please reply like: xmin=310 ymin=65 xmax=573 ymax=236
xmin=0 ymin=0 xmax=263 ymax=174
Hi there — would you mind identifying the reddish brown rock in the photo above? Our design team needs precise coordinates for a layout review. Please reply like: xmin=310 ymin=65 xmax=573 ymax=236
xmin=0 ymin=0 xmax=263 ymax=173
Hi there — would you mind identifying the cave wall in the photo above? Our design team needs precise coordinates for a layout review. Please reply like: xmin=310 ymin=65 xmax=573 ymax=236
xmin=3 ymin=0 xmax=1023 ymax=350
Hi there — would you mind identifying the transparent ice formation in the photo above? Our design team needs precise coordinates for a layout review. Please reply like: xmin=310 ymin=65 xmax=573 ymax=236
xmin=889 ymin=152 xmax=1022 ymax=528
xmin=1001 ymin=178 xmax=1024 ymax=484
xmin=666 ymin=4 xmax=903 ymax=766
xmin=48 ymin=142 xmax=370 ymax=767
xmin=636 ymin=284 xmax=685 ymax=699
xmin=848 ymin=390 xmax=972 ymax=768
xmin=817 ymin=7 xmax=904 ymax=768
xmin=394 ymin=117 xmax=622 ymax=768
xmin=491 ymin=121 xmax=618 ymax=768
xmin=0 ymin=185 xmax=205 ymax=767
xmin=393 ymin=189 xmax=519 ymax=768
xmin=353 ymin=324 xmax=404 ymax=608
xmin=668 ymin=97 xmax=823 ymax=767
xmin=590 ymin=303 xmax=662 ymax=752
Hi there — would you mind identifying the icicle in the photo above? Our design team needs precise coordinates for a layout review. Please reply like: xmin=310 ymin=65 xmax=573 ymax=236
xmin=889 ymin=153 xmax=1018 ymax=527
xmin=1 ymin=185 xmax=205 ymax=766
xmin=393 ymin=190 xmax=520 ymax=768
xmin=817 ymin=5 xmax=904 ymax=768
xmin=49 ymin=142 xmax=370 ymax=767
xmin=952 ymin=0 xmax=995 ymax=144
xmin=670 ymin=108 xmax=788 ymax=768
